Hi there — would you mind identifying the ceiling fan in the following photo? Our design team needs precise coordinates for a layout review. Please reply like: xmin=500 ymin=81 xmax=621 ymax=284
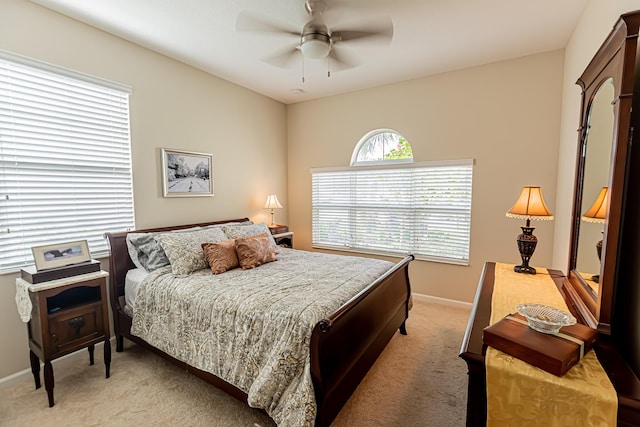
xmin=236 ymin=0 xmax=393 ymax=72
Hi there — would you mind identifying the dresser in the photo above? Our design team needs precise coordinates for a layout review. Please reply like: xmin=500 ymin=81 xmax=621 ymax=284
xmin=459 ymin=262 xmax=640 ymax=426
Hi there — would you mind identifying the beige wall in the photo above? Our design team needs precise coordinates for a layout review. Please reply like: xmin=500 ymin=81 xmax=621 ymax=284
xmin=0 ymin=0 xmax=287 ymax=379
xmin=287 ymin=51 xmax=564 ymax=303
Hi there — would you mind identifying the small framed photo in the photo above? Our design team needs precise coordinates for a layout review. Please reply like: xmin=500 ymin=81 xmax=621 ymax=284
xmin=31 ymin=240 xmax=91 ymax=271
xmin=162 ymin=148 xmax=214 ymax=197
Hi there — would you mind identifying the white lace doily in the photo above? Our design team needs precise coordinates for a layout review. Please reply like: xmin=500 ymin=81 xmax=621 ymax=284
xmin=15 ymin=279 xmax=32 ymax=322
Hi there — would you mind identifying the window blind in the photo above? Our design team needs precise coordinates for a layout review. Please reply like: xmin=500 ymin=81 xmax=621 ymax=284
xmin=311 ymin=160 xmax=473 ymax=264
xmin=0 ymin=52 xmax=134 ymax=272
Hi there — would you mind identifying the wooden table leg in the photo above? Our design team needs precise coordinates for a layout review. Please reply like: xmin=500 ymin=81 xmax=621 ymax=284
xmin=29 ymin=350 xmax=41 ymax=389
xmin=399 ymin=320 xmax=407 ymax=335
xmin=43 ymin=360 xmax=54 ymax=407
xmin=88 ymin=344 xmax=95 ymax=365
xmin=104 ymin=339 xmax=111 ymax=378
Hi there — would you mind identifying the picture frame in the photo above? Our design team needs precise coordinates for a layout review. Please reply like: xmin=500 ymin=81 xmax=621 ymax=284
xmin=31 ymin=240 xmax=91 ymax=271
xmin=162 ymin=148 xmax=214 ymax=197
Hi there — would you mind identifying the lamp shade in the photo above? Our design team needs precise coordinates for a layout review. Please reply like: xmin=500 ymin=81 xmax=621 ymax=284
xmin=582 ymin=187 xmax=608 ymax=223
xmin=264 ymin=194 xmax=283 ymax=209
xmin=506 ymin=186 xmax=554 ymax=221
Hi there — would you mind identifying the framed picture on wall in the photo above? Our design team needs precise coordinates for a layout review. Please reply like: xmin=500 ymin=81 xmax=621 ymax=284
xmin=161 ymin=148 xmax=214 ymax=197
xmin=31 ymin=240 xmax=91 ymax=271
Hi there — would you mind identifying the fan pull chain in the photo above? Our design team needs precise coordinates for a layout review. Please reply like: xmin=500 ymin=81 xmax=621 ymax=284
xmin=327 ymin=56 xmax=331 ymax=78
xmin=301 ymin=57 xmax=305 ymax=83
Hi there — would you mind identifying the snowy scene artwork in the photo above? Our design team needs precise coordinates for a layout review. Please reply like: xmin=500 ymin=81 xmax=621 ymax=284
xmin=162 ymin=148 xmax=213 ymax=197
xmin=31 ymin=239 xmax=91 ymax=271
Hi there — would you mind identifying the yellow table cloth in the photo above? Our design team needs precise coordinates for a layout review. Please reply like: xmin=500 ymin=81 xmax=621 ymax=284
xmin=485 ymin=263 xmax=617 ymax=426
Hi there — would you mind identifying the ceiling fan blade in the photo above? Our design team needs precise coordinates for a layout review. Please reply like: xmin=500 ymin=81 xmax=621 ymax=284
xmin=328 ymin=48 xmax=360 ymax=71
xmin=236 ymin=11 xmax=300 ymax=37
xmin=332 ymin=20 xmax=393 ymax=45
xmin=263 ymin=45 xmax=301 ymax=68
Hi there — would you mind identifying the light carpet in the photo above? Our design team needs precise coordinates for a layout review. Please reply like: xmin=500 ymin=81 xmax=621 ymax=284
xmin=0 ymin=298 xmax=470 ymax=426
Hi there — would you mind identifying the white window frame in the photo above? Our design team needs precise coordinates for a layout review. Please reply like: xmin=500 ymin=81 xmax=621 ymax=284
xmin=0 ymin=50 xmax=135 ymax=273
xmin=311 ymin=159 xmax=473 ymax=265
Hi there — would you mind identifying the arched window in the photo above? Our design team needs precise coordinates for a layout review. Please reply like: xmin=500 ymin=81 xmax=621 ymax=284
xmin=351 ymin=129 xmax=413 ymax=165
xmin=311 ymin=128 xmax=474 ymax=265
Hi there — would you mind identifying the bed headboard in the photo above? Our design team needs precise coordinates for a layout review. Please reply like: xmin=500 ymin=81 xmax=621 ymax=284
xmin=104 ymin=217 xmax=251 ymax=308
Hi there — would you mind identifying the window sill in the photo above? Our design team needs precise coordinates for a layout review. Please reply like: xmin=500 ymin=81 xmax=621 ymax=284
xmin=311 ymin=244 xmax=469 ymax=266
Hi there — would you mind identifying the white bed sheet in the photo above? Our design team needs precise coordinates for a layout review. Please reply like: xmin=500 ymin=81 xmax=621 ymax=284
xmin=124 ymin=267 xmax=149 ymax=316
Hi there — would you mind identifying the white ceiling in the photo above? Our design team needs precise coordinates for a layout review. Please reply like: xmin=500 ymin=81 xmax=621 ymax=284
xmin=30 ymin=0 xmax=588 ymax=104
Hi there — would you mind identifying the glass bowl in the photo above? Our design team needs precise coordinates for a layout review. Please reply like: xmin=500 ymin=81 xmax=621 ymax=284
xmin=515 ymin=304 xmax=576 ymax=334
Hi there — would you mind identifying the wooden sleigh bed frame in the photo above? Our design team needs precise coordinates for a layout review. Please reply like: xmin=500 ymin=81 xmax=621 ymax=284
xmin=105 ymin=217 xmax=413 ymax=427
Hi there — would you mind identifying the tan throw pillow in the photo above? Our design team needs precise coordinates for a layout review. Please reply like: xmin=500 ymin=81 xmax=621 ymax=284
xmin=202 ymin=240 xmax=239 ymax=274
xmin=235 ymin=233 xmax=277 ymax=270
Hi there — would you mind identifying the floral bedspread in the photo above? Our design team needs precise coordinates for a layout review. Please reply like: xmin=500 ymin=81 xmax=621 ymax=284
xmin=131 ymin=248 xmax=394 ymax=426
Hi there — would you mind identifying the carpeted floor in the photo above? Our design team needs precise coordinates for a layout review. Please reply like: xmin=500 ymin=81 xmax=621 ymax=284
xmin=0 ymin=298 xmax=470 ymax=427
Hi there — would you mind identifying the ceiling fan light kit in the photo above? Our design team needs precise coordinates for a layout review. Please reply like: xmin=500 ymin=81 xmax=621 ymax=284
xmin=236 ymin=0 xmax=393 ymax=78
xmin=300 ymin=32 xmax=331 ymax=59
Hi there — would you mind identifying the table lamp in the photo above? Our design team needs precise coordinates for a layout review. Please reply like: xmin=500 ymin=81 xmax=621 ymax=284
xmin=264 ymin=194 xmax=283 ymax=226
xmin=581 ymin=186 xmax=608 ymax=282
xmin=506 ymin=186 xmax=554 ymax=274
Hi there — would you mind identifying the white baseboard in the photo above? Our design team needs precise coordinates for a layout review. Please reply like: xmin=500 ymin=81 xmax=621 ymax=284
xmin=412 ymin=292 xmax=472 ymax=310
xmin=0 ymin=338 xmax=115 ymax=388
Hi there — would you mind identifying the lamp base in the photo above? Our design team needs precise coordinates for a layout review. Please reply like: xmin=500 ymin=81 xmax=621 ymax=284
xmin=514 ymin=264 xmax=537 ymax=274
xmin=514 ymin=224 xmax=538 ymax=275
xmin=591 ymin=238 xmax=603 ymax=283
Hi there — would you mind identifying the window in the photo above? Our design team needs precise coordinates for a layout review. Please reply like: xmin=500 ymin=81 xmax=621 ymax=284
xmin=0 ymin=51 xmax=134 ymax=272
xmin=311 ymin=130 xmax=473 ymax=264
xmin=351 ymin=129 xmax=413 ymax=165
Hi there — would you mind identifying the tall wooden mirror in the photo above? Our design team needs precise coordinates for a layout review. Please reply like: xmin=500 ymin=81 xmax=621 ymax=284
xmin=573 ymin=79 xmax=614 ymax=303
xmin=566 ymin=12 xmax=640 ymax=333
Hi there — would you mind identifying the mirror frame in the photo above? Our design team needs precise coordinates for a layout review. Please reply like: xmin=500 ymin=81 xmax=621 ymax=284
xmin=566 ymin=13 xmax=640 ymax=333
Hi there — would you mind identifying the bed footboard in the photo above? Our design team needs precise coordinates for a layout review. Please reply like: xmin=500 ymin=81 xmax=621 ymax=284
xmin=310 ymin=254 xmax=414 ymax=427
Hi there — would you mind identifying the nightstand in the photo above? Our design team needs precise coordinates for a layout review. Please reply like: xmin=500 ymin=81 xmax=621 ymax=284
xmin=272 ymin=232 xmax=294 ymax=248
xmin=16 ymin=271 xmax=111 ymax=407
xmin=268 ymin=224 xmax=293 ymax=248
xmin=268 ymin=224 xmax=289 ymax=235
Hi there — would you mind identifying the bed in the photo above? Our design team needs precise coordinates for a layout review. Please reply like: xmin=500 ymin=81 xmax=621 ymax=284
xmin=105 ymin=217 xmax=413 ymax=426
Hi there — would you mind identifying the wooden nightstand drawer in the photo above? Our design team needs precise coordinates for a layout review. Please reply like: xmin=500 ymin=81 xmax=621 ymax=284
xmin=49 ymin=301 xmax=104 ymax=356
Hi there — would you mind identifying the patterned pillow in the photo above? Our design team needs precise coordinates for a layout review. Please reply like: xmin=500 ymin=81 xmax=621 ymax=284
xmin=235 ymin=233 xmax=278 ymax=270
xmin=200 ymin=220 xmax=253 ymax=229
xmin=202 ymin=240 xmax=239 ymax=274
xmin=125 ymin=227 xmax=203 ymax=272
xmin=155 ymin=227 xmax=228 ymax=276
xmin=126 ymin=233 xmax=170 ymax=272
xmin=222 ymin=223 xmax=277 ymax=248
